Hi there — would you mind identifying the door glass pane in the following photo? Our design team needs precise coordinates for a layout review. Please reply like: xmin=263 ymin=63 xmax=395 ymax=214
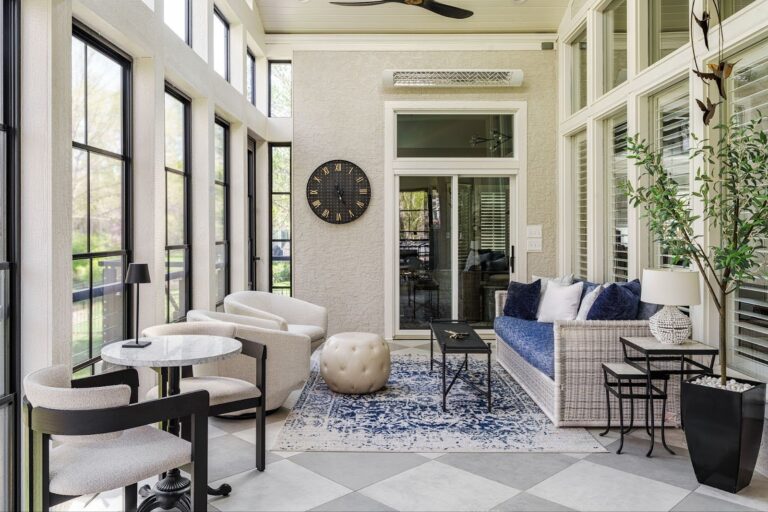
xmin=603 ymin=0 xmax=627 ymax=92
xmin=458 ymin=177 xmax=510 ymax=329
xmin=649 ymin=0 xmax=688 ymax=66
xmin=86 ymin=46 xmax=123 ymax=153
xmin=0 ymin=270 xmax=6 ymax=395
xmin=399 ymin=176 xmax=452 ymax=330
xmin=89 ymin=154 xmax=123 ymax=252
xmin=72 ymin=259 xmax=91 ymax=366
xmin=93 ymin=256 xmax=124 ymax=353
xmin=397 ymin=114 xmax=514 ymax=158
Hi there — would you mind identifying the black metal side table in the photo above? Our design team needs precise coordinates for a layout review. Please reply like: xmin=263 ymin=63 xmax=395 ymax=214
xmin=430 ymin=320 xmax=492 ymax=413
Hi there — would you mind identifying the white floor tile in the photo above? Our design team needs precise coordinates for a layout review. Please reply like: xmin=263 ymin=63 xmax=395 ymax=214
xmin=209 ymin=459 xmax=351 ymax=512
xmin=417 ymin=452 xmax=447 ymax=460
xmin=527 ymin=460 xmax=690 ymax=512
xmin=233 ymin=418 xmax=285 ymax=450
xmin=358 ymin=460 xmax=519 ymax=511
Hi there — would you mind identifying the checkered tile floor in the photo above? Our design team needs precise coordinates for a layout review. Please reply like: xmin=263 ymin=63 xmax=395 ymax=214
xmin=60 ymin=343 xmax=768 ymax=512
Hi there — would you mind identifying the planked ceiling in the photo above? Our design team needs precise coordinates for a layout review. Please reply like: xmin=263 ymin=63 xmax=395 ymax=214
xmin=254 ymin=0 xmax=570 ymax=34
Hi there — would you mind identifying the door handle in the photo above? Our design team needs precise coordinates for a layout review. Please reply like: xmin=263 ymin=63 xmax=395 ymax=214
xmin=510 ymin=246 xmax=515 ymax=274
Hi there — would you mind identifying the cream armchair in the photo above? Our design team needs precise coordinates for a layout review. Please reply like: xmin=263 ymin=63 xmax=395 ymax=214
xmin=224 ymin=291 xmax=328 ymax=351
xmin=186 ymin=310 xmax=311 ymax=411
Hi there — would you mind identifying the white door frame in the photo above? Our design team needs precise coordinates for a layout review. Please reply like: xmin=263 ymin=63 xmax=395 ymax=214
xmin=383 ymin=100 xmax=528 ymax=340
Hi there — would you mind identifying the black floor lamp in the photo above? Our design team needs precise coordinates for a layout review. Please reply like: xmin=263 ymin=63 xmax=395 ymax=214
xmin=123 ymin=263 xmax=152 ymax=348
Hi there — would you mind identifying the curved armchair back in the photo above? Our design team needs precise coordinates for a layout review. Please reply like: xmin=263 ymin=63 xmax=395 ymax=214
xmin=224 ymin=291 xmax=328 ymax=333
xmin=187 ymin=309 xmax=284 ymax=331
xmin=142 ymin=321 xmax=237 ymax=339
xmin=23 ymin=365 xmax=131 ymax=443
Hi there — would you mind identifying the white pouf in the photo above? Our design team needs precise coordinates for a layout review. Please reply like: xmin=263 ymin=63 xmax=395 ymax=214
xmin=320 ymin=332 xmax=391 ymax=394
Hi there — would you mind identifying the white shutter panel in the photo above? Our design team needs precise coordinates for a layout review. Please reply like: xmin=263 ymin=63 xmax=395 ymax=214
xmin=606 ymin=113 xmax=629 ymax=282
xmin=573 ymin=130 xmax=588 ymax=279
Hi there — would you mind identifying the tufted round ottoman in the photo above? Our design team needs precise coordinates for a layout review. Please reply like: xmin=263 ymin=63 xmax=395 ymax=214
xmin=320 ymin=332 xmax=391 ymax=394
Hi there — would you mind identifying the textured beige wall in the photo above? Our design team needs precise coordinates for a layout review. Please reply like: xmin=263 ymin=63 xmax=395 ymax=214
xmin=293 ymin=50 xmax=558 ymax=337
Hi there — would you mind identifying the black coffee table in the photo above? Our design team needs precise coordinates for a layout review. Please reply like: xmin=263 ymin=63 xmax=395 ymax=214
xmin=430 ymin=320 xmax=492 ymax=412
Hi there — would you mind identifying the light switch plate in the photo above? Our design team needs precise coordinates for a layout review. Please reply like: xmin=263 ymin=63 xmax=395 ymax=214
xmin=526 ymin=225 xmax=543 ymax=238
xmin=527 ymin=238 xmax=543 ymax=252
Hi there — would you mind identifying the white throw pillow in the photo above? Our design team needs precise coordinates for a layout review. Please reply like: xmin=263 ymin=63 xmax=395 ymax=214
xmin=576 ymin=284 xmax=604 ymax=321
xmin=532 ymin=274 xmax=575 ymax=296
xmin=537 ymin=281 xmax=584 ymax=322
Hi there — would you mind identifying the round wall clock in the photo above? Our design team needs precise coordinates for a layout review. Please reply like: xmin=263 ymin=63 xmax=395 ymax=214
xmin=306 ymin=160 xmax=371 ymax=224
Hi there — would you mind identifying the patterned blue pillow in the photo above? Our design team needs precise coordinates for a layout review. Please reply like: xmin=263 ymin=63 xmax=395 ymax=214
xmin=587 ymin=279 xmax=641 ymax=320
xmin=503 ymin=280 xmax=542 ymax=320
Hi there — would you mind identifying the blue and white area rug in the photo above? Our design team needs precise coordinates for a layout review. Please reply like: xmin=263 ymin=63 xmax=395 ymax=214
xmin=274 ymin=354 xmax=604 ymax=453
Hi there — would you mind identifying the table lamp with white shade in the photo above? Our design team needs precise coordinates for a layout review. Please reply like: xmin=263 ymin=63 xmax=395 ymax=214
xmin=641 ymin=269 xmax=701 ymax=344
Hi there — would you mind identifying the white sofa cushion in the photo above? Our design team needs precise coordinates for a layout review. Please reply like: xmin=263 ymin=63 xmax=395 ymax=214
xmin=147 ymin=376 xmax=260 ymax=406
xmin=287 ymin=324 xmax=325 ymax=342
xmin=576 ymin=284 xmax=604 ymax=321
xmin=532 ymin=274 xmax=575 ymax=296
xmin=537 ymin=281 xmax=584 ymax=322
xmin=49 ymin=425 xmax=191 ymax=496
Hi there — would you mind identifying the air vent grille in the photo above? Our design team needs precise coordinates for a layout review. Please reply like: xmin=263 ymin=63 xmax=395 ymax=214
xmin=384 ymin=69 xmax=524 ymax=88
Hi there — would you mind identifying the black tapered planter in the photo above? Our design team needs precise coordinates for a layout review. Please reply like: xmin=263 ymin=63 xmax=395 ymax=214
xmin=682 ymin=376 xmax=766 ymax=493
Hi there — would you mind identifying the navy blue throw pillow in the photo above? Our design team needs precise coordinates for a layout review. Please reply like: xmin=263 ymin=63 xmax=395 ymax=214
xmin=587 ymin=279 xmax=641 ymax=321
xmin=503 ymin=280 xmax=542 ymax=320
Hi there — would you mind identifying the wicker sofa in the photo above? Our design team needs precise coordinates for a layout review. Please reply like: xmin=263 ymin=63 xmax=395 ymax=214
xmin=494 ymin=290 xmax=679 ymax=428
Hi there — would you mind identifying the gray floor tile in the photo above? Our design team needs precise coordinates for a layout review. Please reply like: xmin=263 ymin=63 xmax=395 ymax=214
xmin=437 ymin=453 xmax=576 ymax=490
xmin=209 ymin=416 xmax=256 ymax=434
xmin=290 ymin=452 xmax=430 ymax=490
xmin=671 ymin=492 xmax=760 ymax=511
xmin=205 ymin=434 xmax=281 ymax=481
xmin=312 ymin=492 xmax=396 ymax=511
xmin=586 ymin=436 xmax=700 ymax=491
xmin=492 ymin=492 xmax=576 ymax=511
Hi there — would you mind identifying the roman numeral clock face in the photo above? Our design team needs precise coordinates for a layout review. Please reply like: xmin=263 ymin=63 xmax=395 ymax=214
xmin=306 ymin=160 xmax=371 ymax=224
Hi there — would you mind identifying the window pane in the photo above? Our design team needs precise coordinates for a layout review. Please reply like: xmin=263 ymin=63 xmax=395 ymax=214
xmin=247 ymin=52 xmax=255 ymax=105
xmin=271 ymin=195 xmax=290 ymax=239
xmin=722 ymin=0 xmax=756 ymax=19
xmin=92 ymin=256 xmax=124 ymax=352
xmin=605 ymin=111 xmax=628 ymax=282
xmin=72 ymin=37 xmax=86 ymax=144
xmin=72 ymin=149 xmax=88 ymax=254
xmin=271 ymin=261 xmax=291 ymax=290
xmin=164 ymin=0 xmax=188 ymax=42
xmin=89 ymin=154 xmax=123 ymax=253
xmin=0 ymin=270 xmax=7 ymax=395
xmin=572 ymin=130 xmax=587 ymax=279
xmin=165 ymin=93 xmax=185 ymax=171
xmin=72 ymin=259 xmax=91 ymax=366
xmin=0 ymin=406 xmax=8 ymax=512
xmin=649 ymin=0 xmax=688 ymax=66
xmin=167 ymin=171 xmax=185 ymax=246
xmin=270 ymin=62 xmax=292 ymax=118
xmin=271 ymin=241 xmax=290 ymax=259
xmin=271 ymin=146 xmax=290 ymax=192
xmin=603 ymin=0 xmax=627 ymax=92
xmin=571 ymin=28 xmax=588 ymax=113
xmin=215 ymin=123 xmax=226 ymax=182
xmin=215 ymin=244 xmax=227 ymax=302
xmin=86 ymin=46 xmax=123 ymax=154
xmin=397 ymin=114 xmax=514 ymax=158
xmin=215 ymin=183 xmax=226 ymax=242
xmin=166 ymin=249 xmax=187 ymax=322
xmin=213 ymin=10 xmax=228 ymax=80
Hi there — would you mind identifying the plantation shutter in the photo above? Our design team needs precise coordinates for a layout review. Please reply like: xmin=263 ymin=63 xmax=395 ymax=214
xmin=480 ymin=191 xmax=508 ymax=252
xmin=573 ymin=130 xmax=588 ymax=280
xmin=652 ymin=84 xmax=690 ymax=269
xmin=606 ymin=113 xmax=629 ymax=282
xmin=730 ymin=44 xmax=768 ymax=369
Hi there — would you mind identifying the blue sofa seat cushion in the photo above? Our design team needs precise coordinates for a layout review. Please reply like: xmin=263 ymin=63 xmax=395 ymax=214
xmin=494 ymin=316 xmax=555 ymax=380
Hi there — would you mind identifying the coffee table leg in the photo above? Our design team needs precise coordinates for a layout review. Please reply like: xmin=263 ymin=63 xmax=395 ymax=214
xmin=430 ymin=329 xmax=434 ymax=372
xmin=487 ymin=344 xmax=492 ymax=413
xmin=442 ymin=351 xmax=447 ymax=412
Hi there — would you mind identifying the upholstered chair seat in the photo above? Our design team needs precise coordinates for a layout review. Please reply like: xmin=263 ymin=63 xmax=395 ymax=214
xmin=224 ymin=291 xmax=328 ymax=351
xmin=49 ymin=426 xmax=190 ymax=496
xmin=147 ymin=376 xmax=260 ymax=406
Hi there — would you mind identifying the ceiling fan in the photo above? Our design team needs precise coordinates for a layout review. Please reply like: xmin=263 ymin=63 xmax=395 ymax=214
xmin=329 ymin=0 xmax=474 ymax=19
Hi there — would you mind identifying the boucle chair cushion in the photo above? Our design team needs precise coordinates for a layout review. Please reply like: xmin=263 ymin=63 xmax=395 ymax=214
xmin=24 ymin=365 xmax=131 ymax=443
xmin=147 ymin=376 xmax=260 ymax=406
xmin=320 ymin=333 xmax=390 ymax=394
xmin=49 ymin=425 xmax=191 ymax=496
xmin=287 ymin=324 xmax=325 ymax=342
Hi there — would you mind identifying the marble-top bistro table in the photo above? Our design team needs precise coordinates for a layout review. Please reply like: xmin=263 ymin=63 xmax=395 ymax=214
xmin=102 ymin=335 xmax=242 ymax=511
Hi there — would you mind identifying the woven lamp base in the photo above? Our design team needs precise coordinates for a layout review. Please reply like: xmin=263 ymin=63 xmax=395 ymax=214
xmin=649 ymin=305 xmax=691 ymax=344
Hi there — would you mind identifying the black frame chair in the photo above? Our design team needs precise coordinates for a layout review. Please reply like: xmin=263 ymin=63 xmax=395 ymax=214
xmin=24 ymin=368 xmax=209 ymax=512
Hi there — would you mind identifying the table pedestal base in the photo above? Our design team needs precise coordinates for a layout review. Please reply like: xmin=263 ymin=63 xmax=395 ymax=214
xmin=137 ymin=469 xmax=192 ymax=512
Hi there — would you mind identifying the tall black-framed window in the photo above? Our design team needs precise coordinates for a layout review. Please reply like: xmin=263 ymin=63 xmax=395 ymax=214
xmin=214 ymin=118 xmax=230 ymax=310
xmin=269 ymin=143 xmax=291 ymax=296
xmin=164 ymin=84 xmax=192 ymax=322
xmin=213 ymin=6 xmax=230 ymax=81
xmin=1 ymin=0 xmax=20 ymax=508
xmin=163 ymin=0 xmax=191 ymax=46
xmin=247 ymin=136 xmax=258 ymax=290
xmin=247 ymin=49 xmax=256 ymax=106
xmin=268 ymin=60 xmax=292 ymax=118
xmin=71 ymin=22 xmax=133 ymax=374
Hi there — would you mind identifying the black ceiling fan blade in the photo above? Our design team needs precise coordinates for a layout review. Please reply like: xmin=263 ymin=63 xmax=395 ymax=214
xmin=422 ymin=0 xmax=473 ymax=19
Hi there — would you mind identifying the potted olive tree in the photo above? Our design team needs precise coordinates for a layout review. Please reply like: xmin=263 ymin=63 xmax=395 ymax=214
xmin=625 ymin=115 xmax=767 ymax=493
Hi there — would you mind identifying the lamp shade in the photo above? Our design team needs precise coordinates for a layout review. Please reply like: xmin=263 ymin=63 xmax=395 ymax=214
xmin=641 ymin=269 xmax=701 ymax=306
xmin=125 ymin=263 xmax=151 ymax=284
